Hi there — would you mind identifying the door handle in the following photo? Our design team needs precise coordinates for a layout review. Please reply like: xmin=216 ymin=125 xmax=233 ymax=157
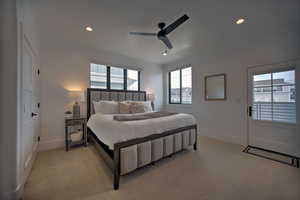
xmin=248 ymin=106 xmax=252 ymax=117
xmin=31 ymin=112 xmax=38 ymax=117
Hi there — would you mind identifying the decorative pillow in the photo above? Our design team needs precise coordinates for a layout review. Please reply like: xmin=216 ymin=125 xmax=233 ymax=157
xmin=130 ymin=102 xmax=146 ymax=113
xmin=119 ymin=102 xmax=131 ymax=114
xmin=93 ymin=101 xmax=119 ymax=114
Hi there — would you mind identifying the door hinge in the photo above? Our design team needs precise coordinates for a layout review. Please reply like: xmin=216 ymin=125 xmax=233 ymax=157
xmin=37 ymin=69 xmax=40 ymax=75
xmin=38 ymin=136 xmax=40 ymax=142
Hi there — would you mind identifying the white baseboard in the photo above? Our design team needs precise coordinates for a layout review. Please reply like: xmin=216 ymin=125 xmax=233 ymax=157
xmin=199 ymin=127 xmax=247 ymax=146
xmin=0 ymin=184 xmax=23 ymax=200
xmin=38 ymin=138 xmax=65 ymax=152
xmin=0 ymin=183 xmax=22 ymax=200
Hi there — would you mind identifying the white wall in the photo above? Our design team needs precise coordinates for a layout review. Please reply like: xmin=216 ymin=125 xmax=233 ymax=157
xmin=0 ymin=0 xmax=19 ymax=199
xmin=163 ymin=44 xmax=300 ymax=146
xmin=39 ymin=39 xmax=163 ymax=151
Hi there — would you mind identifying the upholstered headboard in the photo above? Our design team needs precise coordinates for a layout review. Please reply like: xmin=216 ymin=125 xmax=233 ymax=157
xmin=87 ymin=88 xmax=147 ymax=119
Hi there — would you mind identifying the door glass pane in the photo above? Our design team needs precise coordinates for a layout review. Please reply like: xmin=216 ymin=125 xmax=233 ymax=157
xmin=253 ymin=73 xmax=271 ymax=87
xmin=90 ymin=63 xmax=107 ymax=88
xmin=252 ymin=73 xmax=272 ymax=121
xmin=272 ymin=69 xmax=296 ymax=123
xmin=253 ymin=86 xmax=272 ymax=102
xmin=127 ymin=69 xmax=139 ymax=91
xmin=252 ymin=70 xmax=296 ymax=123
xmin=273 ymin=70 xmax=295 ymax=85
xmin=252 ymin=88 xmax=272 ymax=121
xmin=170 ymin=70 xmax=180 ymax=103
xmin=110 ymin=67 xmax=124 ymax=90
xmin=181 ymin=67 xmax=192 ymax=104
xmin=273 ymin=85 xmax=295 ymax=102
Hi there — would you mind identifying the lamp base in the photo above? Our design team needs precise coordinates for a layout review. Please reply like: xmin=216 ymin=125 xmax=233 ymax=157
xmin=151 ymin=101 xmax=155 ymax=111
xmin=73 ymin=102 xmax=81 ymax=118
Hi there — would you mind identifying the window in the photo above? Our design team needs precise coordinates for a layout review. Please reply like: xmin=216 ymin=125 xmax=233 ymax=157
xmin=170 ymin=70 xmax=181 ymax=103
xmin=90 ymin=63 xmax=107 ymax=89
xmin=252 ymin=68 xmax=296 ymax=123
xmin=110 ymin=67 xmax=124 ymax=90
xmin=127 ymin=69 xmax=139 ymax=91
xmin=169 ymin=67 xmax=192 ymax=104
xmin=182 ymin=67 xmax=192 ymax=104
xmin=90 ymin=63 xmax=140 ymax=91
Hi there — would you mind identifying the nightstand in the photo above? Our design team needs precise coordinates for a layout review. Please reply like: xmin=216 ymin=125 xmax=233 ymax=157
xmin=65 ymin=116 xmax=87 ymax=151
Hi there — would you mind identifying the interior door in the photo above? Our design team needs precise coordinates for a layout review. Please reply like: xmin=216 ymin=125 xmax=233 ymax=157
xmin=22 ymin=36 xmax=40 ymax=170
xmin=247 ymin=61 xmax=300 ymax=157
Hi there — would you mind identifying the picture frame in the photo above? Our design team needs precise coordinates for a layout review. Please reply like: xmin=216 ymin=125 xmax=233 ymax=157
xmin=205 ymin=73 xmax=227 ymax=101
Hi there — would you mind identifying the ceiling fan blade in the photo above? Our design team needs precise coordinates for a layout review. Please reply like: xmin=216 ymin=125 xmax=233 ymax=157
xmin=159 ymin=36 xmax=173 ymax=49
xmin=129 ymin=32 xmax=156 ymax=36
xmin=164 ymin=14 xmax=189 ymax=35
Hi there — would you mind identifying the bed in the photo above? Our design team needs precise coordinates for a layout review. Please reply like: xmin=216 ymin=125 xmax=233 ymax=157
xmin=86 ymin=88 xmax=198 ymax=190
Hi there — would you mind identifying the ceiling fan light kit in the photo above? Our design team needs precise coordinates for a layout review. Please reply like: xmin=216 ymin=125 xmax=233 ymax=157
xmin=85 ymin=26 xmax=93 ymax=32
xmin=236 ymin=18 xmax=245 ymax=24
xmin=129 ymin=14 xmax=190 ymax=50
xmin=162 ymin=50 xmax=168 ymax=56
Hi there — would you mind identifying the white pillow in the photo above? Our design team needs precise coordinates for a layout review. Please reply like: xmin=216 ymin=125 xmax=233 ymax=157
xmin=143 ymin=101 xmax=153 ymax=112
xmin=93 ymin=101 xmax=119 ymax=114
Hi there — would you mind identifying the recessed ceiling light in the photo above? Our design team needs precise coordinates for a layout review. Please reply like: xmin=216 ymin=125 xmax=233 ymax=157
xmin=85 ymin=26 xmax=93 ymax=32
xmin=236 ymin=18 xmax=245 ymax=24
xmin=162 ymin=50 xmax=168 ymax=56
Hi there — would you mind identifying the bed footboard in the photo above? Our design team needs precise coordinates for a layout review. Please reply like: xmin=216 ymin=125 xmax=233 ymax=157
xmin=113 ymin=125 xmax=197 ymax=190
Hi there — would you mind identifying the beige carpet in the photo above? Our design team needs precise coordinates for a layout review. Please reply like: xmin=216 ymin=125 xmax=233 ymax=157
xmin=23 ymin=137 xmax=300 ymax=200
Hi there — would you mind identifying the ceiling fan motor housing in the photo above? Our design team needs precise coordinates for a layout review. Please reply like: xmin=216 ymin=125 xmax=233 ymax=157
xmin=157 ymin=30 xmax=166 ymax=39
xmin=158 ymin=22 xmax=166 ymax=29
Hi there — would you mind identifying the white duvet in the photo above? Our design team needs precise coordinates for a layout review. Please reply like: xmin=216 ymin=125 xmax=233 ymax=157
xmin=87 ymin=112 xmax=196 ymax=150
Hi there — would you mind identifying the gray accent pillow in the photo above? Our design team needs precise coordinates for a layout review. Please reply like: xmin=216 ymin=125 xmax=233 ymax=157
xmin=119 ymin=102 xmax=131 ymax=114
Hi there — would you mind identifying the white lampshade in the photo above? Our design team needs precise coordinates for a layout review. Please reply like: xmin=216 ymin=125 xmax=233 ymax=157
xmin=68 ymin=91 xmax=85 ymax=103
xmin=79 ymin=91 xmax=85 ymax=102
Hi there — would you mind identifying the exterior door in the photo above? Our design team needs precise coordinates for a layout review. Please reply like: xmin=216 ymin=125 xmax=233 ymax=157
xmin=247 ymin=60 xmax=300 ymax=157
xmin=22 ymin=36 xmax=40 ymax=171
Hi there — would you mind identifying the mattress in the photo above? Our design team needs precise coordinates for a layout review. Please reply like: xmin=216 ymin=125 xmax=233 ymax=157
xmin=87 ymin=112 xmax=196 ymax=150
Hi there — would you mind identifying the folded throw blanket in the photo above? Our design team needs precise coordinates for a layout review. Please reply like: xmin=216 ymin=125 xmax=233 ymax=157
xmin=113 ymin=112 xmax=178 ymax=121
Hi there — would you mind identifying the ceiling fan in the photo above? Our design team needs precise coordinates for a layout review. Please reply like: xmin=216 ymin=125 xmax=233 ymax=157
xmin=129 ymin=14 xmax=190 ymax=49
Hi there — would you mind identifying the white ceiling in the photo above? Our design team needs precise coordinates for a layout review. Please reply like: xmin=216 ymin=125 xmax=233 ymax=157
xmin=33 ymin=0 xmax=300 ymax=64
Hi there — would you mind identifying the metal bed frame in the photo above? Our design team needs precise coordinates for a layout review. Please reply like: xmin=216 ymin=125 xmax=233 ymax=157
xmin=86 ymin=88 xmax=197 ymax=189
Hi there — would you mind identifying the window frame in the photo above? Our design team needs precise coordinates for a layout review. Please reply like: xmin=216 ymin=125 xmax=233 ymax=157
xmin=90 ymin=64 xmax=141 ymax=91
xmin=168 ymin=67 xmax=192 ymax=105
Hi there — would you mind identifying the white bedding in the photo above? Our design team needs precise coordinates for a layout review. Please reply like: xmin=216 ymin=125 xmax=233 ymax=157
xmin=87 ymin=112 xmax=196 ymax=150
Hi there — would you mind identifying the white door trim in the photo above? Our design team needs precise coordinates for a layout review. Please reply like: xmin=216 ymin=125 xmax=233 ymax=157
xmin=20 ymin=30 xmax=40 ymax=192
xmin=246 ymin=59 xmax=299 ymax=156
